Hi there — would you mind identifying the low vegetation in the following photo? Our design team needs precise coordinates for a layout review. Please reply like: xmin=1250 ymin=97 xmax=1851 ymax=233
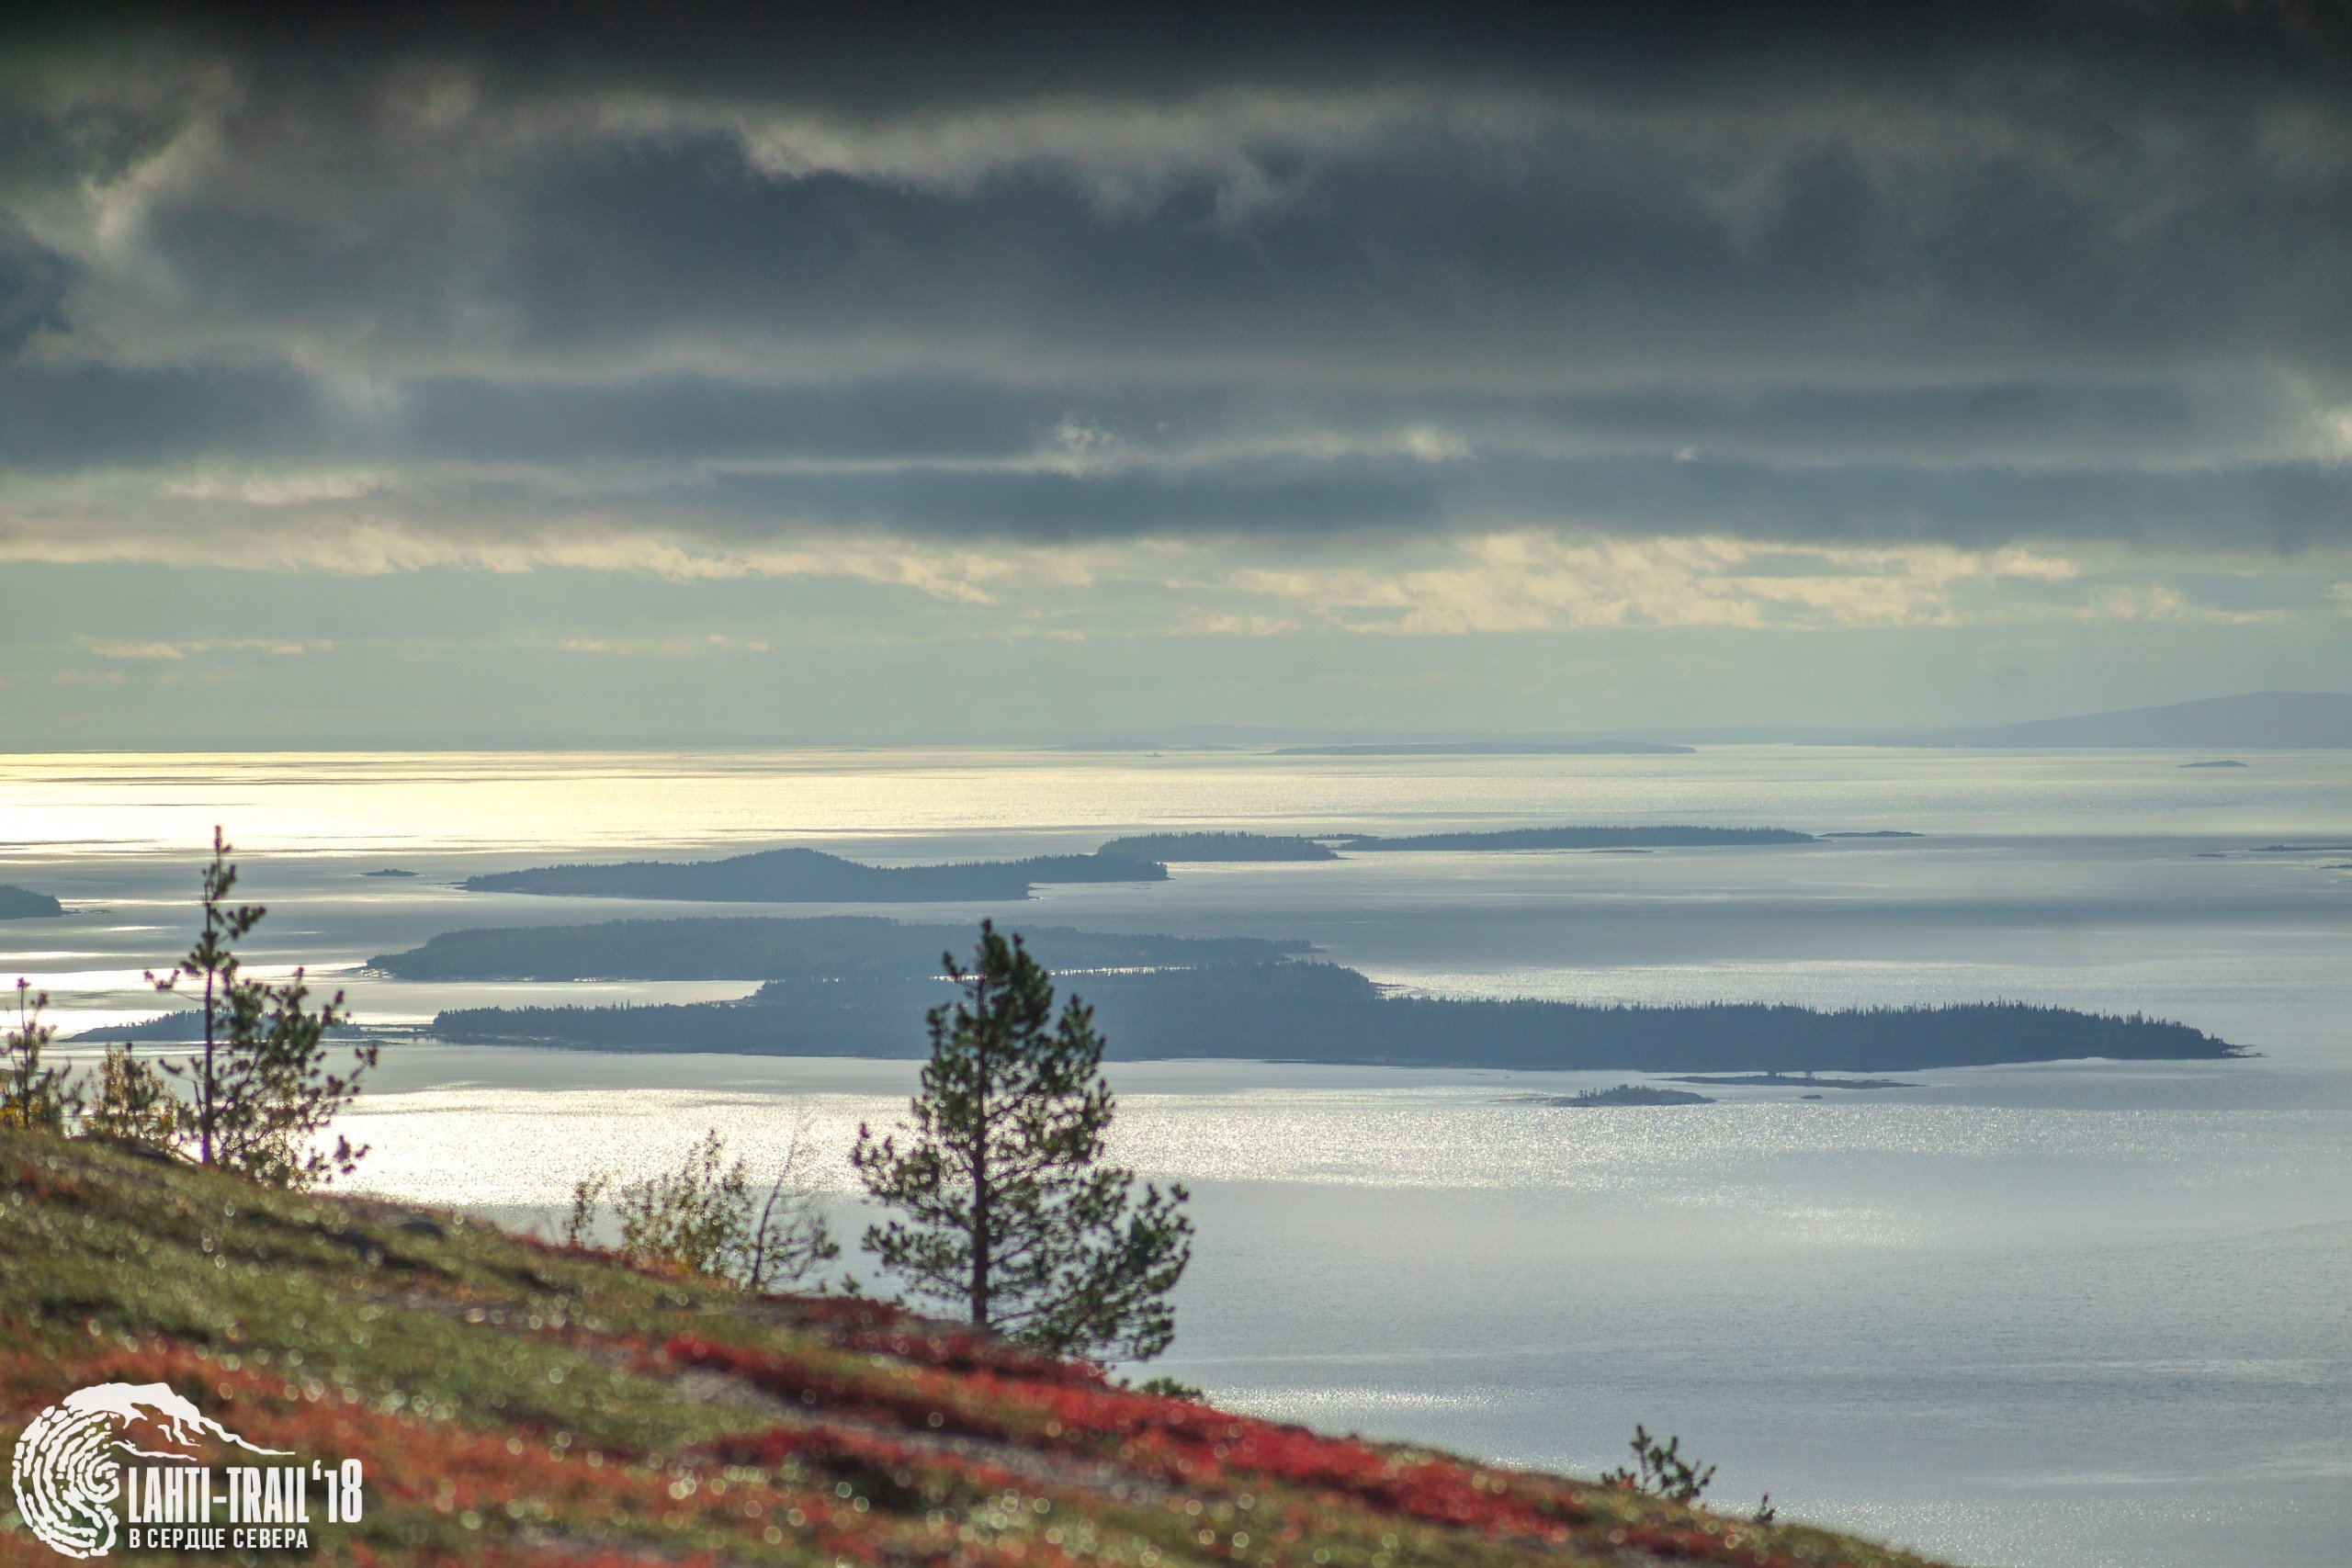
xmin=0 ymin=1129 xmax=1948 ymax=1567
xmin=565 ymin=1126 xmax=839 ymax=1292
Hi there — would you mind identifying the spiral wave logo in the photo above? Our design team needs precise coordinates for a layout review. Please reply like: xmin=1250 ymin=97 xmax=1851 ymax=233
xmin=11 ymin=1382 xmax=288 ymax=1559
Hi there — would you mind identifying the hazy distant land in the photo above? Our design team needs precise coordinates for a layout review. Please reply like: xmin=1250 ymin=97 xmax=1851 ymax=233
xmin=463 ymin=845 xmax=1166 ymax=902
xmin=1273 ymin=740 xmax=1696 ymax=756
xmin=1899 ymin=690 xmax=2352 ymax=749
xmin=0 ymin=885 xmax=63 ymax=919
xmin=1340 ymin=825 xmax=1814 ymax=851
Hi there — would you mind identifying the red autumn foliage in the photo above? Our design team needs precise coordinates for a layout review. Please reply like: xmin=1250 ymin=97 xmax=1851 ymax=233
xmin=662 ymin=1336 xmax=1583 ymax=1544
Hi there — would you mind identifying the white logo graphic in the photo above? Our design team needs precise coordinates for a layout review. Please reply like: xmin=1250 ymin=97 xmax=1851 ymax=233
xmin=11 ymin=1383 xmax=288 ymax=1559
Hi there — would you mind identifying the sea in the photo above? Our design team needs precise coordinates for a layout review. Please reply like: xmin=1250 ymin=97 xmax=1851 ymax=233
xmin=3 ymin=745 xmax=2347 ymax=1568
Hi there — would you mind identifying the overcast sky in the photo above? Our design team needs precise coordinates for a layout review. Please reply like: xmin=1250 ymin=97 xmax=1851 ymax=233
xmin=3 ymin=2 xmax=2347 ymax=744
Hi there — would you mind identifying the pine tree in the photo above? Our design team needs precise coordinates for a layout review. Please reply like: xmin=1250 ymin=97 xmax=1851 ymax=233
xmin=85 ymin=1045 xmax=192 ymax=1153
xmin=149 ymin=829 xmax=376 ymax=1185
xmin=851 ymin=920 xmax=1193 ymax=1361
xmin=1 ymin=979 xmax=79 ymax=1134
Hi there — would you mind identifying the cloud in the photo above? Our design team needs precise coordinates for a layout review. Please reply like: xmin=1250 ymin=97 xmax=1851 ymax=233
xmin=1 ymin=4 xmax=2347 ymax=569
xmin=74 ymin=635 xmax=327 ymax=659
xmin=1214 ymin=534 xmax=2112 ymax=635
xmin=546 ymin=633 xmax=775 ymax=657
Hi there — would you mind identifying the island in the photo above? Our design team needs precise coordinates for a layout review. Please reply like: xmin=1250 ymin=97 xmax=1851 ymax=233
xmin=69 ymin=1010 xmax=370 ymax=1043
xmin=1274 ymin=740 xmax=1696 ymax=756
xmin=361 ymin=867 xmax=421 ymax=877
xmin=1818 ymin=830 xmax=1924 ymax=839
xmin=370 ymin=915 xmax=1310 ymax=982
xmin=1507 ymin=1084 xmax=1715 ymax=1107
xmin=1669 ymin=1073 xmax=1915 ymax=1089
xmin=0 ymin=885 xmax=64 ymax=920
xmin=1338 ymin=825 xmax=1814 ymax=852
xmin=1096 ymin=831 xmax=1339 ymax=862
xmin=2179 ymin=760 xmax=2251 ymax=769
xmin=402 ymin=915 xmax=2243 ymax=1072
xmin=462 ymin=845 xmax=1167 ymax=903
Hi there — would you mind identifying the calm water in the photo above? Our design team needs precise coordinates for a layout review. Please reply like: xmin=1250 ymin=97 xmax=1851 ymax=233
xmin=5 ymin=746 xmax=2348 ymax=1568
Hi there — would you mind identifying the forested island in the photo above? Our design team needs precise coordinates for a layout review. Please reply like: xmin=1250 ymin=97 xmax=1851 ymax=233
xmin=1096 ymin=831 xmax=1338 ymax=862
xmin=0 ymin=885 xmax=63 ymax=919
xmin=457 ymin=823 xmax=1832 ymax=903
xmin=429 ymin=962 xmax=2238 ymax=1073
xmin=371 ymin=914 xmax=1309 ymax=981
xmin=463 ymin=845 xmax=1165 ymax=902
xmin=1340 ymin=825 xmax=1815 ymax=851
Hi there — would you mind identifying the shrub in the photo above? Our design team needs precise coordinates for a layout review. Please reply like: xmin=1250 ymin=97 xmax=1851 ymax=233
xmin=566 ymin=1124 xmax=838 ymax=1290
xmin=1 ymin=979 xmax=79 ymax=1134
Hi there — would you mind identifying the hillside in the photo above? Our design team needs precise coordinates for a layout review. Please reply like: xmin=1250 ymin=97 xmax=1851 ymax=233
xmin=0 ymin=1131 xmax=1943 ymax=1567
xmin=1900 ymin=691 xmax=2352 ymax=749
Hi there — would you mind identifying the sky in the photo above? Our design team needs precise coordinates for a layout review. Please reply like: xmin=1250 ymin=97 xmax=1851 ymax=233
xmin=2 ymin=1 xmax=2348 ymax=746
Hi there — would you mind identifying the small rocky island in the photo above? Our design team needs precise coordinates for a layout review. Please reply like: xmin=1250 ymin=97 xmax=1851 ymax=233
xmin=0 ymin=885 xmax=63 ymax=920
xmin=1510 ymin=1084 xmax=1716 ymax=1107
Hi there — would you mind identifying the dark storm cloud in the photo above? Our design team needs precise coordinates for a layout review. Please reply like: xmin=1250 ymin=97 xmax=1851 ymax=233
xmin=691 ymin=463 xmax=1443 ymax=543
xmin=71 ymin=2 xmax=2352 ymax=113
xmin=0 ymin=234 xmax=67 ymax=357
xmin=4 ymin=2 xmax=2348 ymax=556
xmin=0 ymin=362 xmax=325 ymax=469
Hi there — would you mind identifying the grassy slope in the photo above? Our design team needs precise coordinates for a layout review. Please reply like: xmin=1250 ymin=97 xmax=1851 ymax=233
xmin=0 ymin=1132 xmax=1949 ymax=1568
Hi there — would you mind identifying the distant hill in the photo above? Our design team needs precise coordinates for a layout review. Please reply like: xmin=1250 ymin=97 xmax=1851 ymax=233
xmin=463 ymin=846 xmax=1165 ymax=903
xmin=1903 ymin=692 xmax=2352 ymax=749
xmin=0 ymin=885 xmax=63 ymax=919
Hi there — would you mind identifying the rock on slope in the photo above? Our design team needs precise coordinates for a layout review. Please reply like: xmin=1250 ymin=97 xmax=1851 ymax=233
xmin=0 ymin=1131 xmax=1946 ymax=1567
